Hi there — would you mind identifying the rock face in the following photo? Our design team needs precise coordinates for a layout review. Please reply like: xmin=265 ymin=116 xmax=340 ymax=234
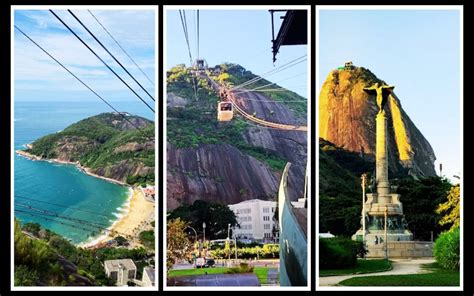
xmin=167 ymin=143 xmax=280 ymax=209
xmin=167 ymin=65 xmax=307 ymax=209
xmin=319 ymin=66 xmax=436 ymax=177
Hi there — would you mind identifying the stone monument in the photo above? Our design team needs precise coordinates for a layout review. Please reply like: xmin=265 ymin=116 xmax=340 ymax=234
xmin=352 ymin=82 xmax=413 ymax=247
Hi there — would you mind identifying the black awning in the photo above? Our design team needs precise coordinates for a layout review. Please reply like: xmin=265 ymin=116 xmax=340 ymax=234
xmin=271 ymin=10 xmax=308 ymax=62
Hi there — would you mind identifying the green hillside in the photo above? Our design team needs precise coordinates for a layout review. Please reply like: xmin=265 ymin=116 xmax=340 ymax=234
xmin=25 ymin=113 xmax=155 ymax=186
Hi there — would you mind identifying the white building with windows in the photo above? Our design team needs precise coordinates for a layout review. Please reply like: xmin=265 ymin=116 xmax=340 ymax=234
xmin=229 ymin=199 xmax=278 ymax=242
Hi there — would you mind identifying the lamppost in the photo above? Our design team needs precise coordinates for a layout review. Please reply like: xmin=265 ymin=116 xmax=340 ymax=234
xmin=186 ymin=226 xmax=198 ymax=268
xmin=202 ymin=222 xmax=206 ymax=243
xmin=384 ymin=208 xmax=388 ymax=260
xmin=227 ymin=223 xmax=231 ymax=263
xmin=186 ymin=226 xmax=198 ymax=243
xmin=361 ymin=173 xmax=367 ymax=245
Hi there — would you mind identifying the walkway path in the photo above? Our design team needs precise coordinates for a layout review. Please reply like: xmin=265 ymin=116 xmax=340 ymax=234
xmin=319 ymin=258 xmax=435 ymax=286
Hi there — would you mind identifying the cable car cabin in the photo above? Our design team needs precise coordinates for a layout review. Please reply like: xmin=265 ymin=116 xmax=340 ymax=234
xmin=217 ymin=102 xmax=233 ymax=121
xmin=193 ymin=59 xmax=208 ymax=71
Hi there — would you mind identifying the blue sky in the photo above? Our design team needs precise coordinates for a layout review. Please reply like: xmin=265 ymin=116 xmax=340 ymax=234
xmin=166 ymin=9 xmax=308 ymax=98
xmin=319 ymin=8 xmax=461 ymax=182
xmin=14 ymin=9 xmax=156 ymax=116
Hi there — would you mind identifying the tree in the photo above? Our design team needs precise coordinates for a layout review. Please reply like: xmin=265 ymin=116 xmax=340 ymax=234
xmin=114 ymin=235 xmax=128 ymax=246
xmin=168 ymin=200 xmax=238 ymax=239
xmin=139 ymin=230 xmax=155 ymax=250
xmin=167 ymin=218 xmax=192 ymax=272
xmin=436 ymin=184 xmax=460 ymax=230
xmin=14 ymin=265 xmax=39 ymax=286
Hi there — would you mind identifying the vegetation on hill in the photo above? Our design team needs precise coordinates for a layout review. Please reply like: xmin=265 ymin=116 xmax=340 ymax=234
xmin=213 ymin=63 xmax=307 ymax=116
xmin=26 ymin=113 xmax=155 ymax=186
xmin=15 ymin=220 xmax=153 ymax=286
xmin=166 ymin=64 xmax=290 ymax=172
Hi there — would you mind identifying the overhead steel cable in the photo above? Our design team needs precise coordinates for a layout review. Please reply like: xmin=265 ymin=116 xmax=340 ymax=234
xmin=234 ymin=71 xmax=307 ymax=95
xmin=87 ymin=9 xmax=155 ymax=87
xmin=16 ymin=202 xmax=111 ymax=229
xmin=15 ymin=208 xmax=103 ymax=234
xmin=179 ymin=9 xmax=198 ymax=101
xmin=69 ymin=9 xmax=155 ymax=102
xmin=231 ymin=55 xmax=306 ymax=89
xmin=15 ymin=208 xmax=129 ymax=237
xmin=15 ymin=194 xmax=112 ymax=219
xmin=49 ymin=9 xmax=155 ymax=113
xmin=197 ymin=9 xmax=200 ymax=59
xmin=14 ymin=25 xmax=146 ymax=134
xmin=231 ymin=55 xmax=307 ymax=90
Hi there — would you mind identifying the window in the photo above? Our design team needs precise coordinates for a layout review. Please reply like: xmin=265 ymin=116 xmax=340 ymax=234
xmin=263 ymin=207 xmax=269 ymax=213
xmin=263 ymin=216 xmax=270 ymax=221
xmin=264 ymin=233 xmax=272 ymax=238
xmin=264 ymin=224 xmax=271 ymax=229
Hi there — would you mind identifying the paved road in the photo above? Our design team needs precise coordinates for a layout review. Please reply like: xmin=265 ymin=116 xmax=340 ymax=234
xmin=318 ymin=258 xmax=436 ymax=286
xmin=167 ymin=273 xmax=260 ymax=286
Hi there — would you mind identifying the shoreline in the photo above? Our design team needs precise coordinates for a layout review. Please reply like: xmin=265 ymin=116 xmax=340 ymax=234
xmin=80 ymin=186 xmax=155 ymax=249
xmin=16 ymin=149 xmax=129 ymax=186
xmin=16 ymin=147 xmax=155 ymax=249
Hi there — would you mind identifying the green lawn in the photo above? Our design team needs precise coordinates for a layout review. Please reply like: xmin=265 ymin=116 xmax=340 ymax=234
xmin=254 ymin=267 xmax=270 ymax=284
xmin=168 ymin=267 xmax=230 ymax=277
xmin=168 ymin=267 xmax=276 ymax=285
xmin=320 ymin=259 xmax=391 ymax=276
xmin=339 ymin=263 xmax=460 ymax=286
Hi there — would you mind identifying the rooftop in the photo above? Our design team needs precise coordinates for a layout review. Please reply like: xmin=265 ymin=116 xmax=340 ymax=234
xmin=143 ymin=266 xmax=155 ymax=284
xmin=229 ymin=199 xmax=276 ymax=206
xmin=104 ymin=259 xmax=137 ymax=272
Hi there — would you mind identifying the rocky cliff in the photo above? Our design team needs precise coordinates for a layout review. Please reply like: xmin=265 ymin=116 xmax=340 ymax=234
xmin=25 ymin=113 xmax=155 ymax=185
xmin=167 ymin=64 xmax=307 ymax=209
xmin=319 ymin=66 xmax=436 ymax=177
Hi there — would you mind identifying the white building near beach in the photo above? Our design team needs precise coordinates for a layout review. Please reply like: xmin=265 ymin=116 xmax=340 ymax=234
xmin=104 ymin=259 xmax=137 ymax=286
xmin=141 ymin=266 xmax=155 ymax=287
xmin=229 ymin=199 xmax=278 ymax=242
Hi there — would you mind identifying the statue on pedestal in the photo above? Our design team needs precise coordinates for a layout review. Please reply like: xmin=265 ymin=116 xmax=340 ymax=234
xmin=363 ymin=82 xmax=395 ymax=113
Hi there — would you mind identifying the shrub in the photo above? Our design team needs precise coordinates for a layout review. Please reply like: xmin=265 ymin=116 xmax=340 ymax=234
xmin=319 ymin=237 xmax=363 ymax=269
xmin=433 ymin=227 xmax=460 ymax=270
xmin=139 ymin=230 xmax=155 ymax=250
xmin=225 ymin=263 xmax=254 ymax=274
xmin=210 ymin=244 xmax=280 ymax=260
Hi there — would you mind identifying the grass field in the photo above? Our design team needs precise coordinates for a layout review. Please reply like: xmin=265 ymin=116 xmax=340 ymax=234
xmin=168 ymin=267 xmax=277 ymax=285
xmin=319 ymin=259 xmax=392 ymax=276
xmin=338 ymin=263 xmax=460 ymax=286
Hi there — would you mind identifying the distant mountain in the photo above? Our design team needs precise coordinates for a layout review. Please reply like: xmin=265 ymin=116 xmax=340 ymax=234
xmin=24 ymin=112 xmax=155 ymax=186
xmin=319 ymin=65 xmax=436 ymax=177
xmin=166 ymin=63 xmax=307 ymax=209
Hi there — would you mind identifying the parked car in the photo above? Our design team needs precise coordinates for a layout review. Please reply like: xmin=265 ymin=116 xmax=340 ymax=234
xmin=195 ymin=257 xmax=215 ymax=268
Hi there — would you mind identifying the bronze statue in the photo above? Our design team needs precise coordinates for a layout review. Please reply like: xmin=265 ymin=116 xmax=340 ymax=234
xmin=363 ymin=82 xmax=395 ymax=112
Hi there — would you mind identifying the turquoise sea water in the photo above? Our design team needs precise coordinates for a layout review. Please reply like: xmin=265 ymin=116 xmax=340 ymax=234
xmin=14 ymin=101 xmax=154 ymax=244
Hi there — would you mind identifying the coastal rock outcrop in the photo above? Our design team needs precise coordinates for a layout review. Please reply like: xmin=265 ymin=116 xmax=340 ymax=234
xmin=23 ymin=113 xmax=155 ymax=185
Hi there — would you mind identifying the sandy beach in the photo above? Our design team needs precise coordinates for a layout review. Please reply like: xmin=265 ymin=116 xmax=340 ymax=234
xmin=82 ymin=187 xmax=155 ymax=249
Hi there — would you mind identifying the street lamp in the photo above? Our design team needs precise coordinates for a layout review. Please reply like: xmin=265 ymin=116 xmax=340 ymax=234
xmin=186 ymin=226 xmax=198 ymax=243
xmin=227 ymin=223 xmax=231 ymax=239
xmin=361 ymin=174 xmax=367 ymax=246
xmin=384 ymin=208 xmax=388 ymax=260
xmin=185 ymin=226 xmax=198 ymax=269
xmin=202 ymin=222 xmax=206 ymax=243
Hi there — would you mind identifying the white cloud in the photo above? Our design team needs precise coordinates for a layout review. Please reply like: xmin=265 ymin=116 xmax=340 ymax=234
xmin=14 ymin=9 xmax=156 ymax=98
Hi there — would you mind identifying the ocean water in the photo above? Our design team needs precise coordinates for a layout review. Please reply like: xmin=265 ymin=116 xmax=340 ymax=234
xmin=14 ymin=101 xmax=154 ymax=244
